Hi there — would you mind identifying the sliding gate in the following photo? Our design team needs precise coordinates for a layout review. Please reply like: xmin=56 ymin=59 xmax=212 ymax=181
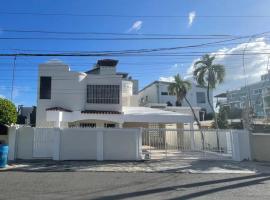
xmin=142 ymin=128 xmax=233 ymax=160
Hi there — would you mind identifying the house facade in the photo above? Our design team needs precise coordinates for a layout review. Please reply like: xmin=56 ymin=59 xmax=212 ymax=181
xmin=36 ymin=59 xmax=194 ymax=129
xmin=138 ymin=81 xmax=213 ymax=114
xmin=225 ymin=71 xmax=270 ymax=117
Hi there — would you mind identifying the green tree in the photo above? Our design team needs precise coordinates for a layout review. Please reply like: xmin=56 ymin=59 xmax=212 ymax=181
xmin=212 ymin=106 xmax=229 ymax=129
xmin=0 ymin=98 xmax=17 ymax=126
xmin=168 ymin=74 xmax=205 ymax=149
xmin=193 ymin=54 xmax=225 ymax=149
xmin=193 ymin=54 xmax=225 ymax=128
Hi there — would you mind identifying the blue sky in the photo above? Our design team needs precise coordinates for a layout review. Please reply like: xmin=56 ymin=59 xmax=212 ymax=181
xmin=1 ymin=0 xmax=270 ymax=106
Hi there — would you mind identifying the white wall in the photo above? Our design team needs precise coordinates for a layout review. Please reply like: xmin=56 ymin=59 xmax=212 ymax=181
xmin=60 ymin=128 xmax=98 ymax=160
xmin=36 ymin=60 xmax=123 ymax=127
xmin=139 ymin=81 xmax=213 ymax=113
xmin=139 ymin=83 xmax=158 ymax=105
xmin=9 ymin=127 xmax=142 ymax=161
xmin=103 ymin=128 xmax=141 ymax=160
xmin=250 ymin=133 xmax=270 ymax=162
xmin=16 ymin=127 xmax=34 ymax=160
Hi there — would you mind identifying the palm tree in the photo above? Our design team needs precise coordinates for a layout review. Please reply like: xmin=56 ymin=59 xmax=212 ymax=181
xmin=168 ymin=74 xmax=205 ymax=149
xmin=193 ymin=54 xmax=225 ymax=149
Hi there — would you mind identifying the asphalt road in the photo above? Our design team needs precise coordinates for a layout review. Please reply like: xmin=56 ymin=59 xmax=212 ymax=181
xmin=0 ymin=172 xmax=270 ymax=200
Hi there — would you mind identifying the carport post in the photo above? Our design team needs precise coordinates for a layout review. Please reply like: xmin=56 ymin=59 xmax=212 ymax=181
xmin=190 ymin=121 xmax=195 ymax=150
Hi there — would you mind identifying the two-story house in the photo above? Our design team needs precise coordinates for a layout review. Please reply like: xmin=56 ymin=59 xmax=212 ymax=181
xmin=138 ymin=80 xmax=213 ymax=119
xmin=36 ymin=59 xmax=194 ymax=129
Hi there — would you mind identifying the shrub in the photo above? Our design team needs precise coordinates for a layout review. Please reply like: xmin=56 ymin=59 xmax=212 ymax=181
xmin=0 ymin=98 xmax=17 ymax=125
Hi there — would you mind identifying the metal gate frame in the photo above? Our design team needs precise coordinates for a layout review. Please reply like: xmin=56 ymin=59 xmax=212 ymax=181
xmin=142 ymin=128 xmax=233 ymax=160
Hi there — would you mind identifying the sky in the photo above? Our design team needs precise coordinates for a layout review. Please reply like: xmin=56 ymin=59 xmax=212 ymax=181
xmin=0 ymin=0 xmax=270 ymax=106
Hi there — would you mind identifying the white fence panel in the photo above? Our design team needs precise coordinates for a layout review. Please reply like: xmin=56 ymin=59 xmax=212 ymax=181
xmin=33 ymin=128 xmax=56 ymax=158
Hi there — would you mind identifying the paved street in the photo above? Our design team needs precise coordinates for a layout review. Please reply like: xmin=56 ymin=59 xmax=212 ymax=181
xmin=1 ymin=172 xmax=270 ymax=200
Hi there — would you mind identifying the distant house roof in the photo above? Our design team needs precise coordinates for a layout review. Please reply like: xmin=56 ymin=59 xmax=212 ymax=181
xmin=139 ymin=80 xmax=208 ymax=93
xmin=85 ymin=59 xmax=120 ymax=75
xmin=214 ymin=93 xmax=227 ymax=98
xmin=81 ymin=110 xmax=122 ymax=114
xmin=46 ymin=107 xmax=73 ymax=112
xmin=139 ymin=81 xmax=171 ymax=93
xmin=85 ymin=67 xmax=100 ymax=74
xmin=97 ymin=59 xmax=118 ymax=67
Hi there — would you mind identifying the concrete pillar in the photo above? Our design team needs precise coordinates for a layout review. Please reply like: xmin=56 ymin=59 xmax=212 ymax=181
xmin=54 ymin=112 xmax=63 ymax=128
xmin=52 ymin=129 xmax=61 ymax=161
xmin=176 ymin=123 xmax=184 ymax=150
xmin=190 ymin=122 xmax=196 ymax=150
xmin=231 ymin=130 xmax=251 ymax=161
xmin=8 ymin=127 xmax=17 ymax=161
xmin=96 ymin=130 xmax=104 ymax=161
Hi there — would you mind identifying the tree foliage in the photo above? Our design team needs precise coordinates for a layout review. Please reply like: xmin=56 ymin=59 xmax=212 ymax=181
xmin=193 ymin=54 xmax=226 ymax=129
xmin=0 ymin=98 xmax=17 ymax=125
xmin=168 ymin=74 xmax=205 ymax=149
xmin=215 ymin=106 xmax=229 ymax=129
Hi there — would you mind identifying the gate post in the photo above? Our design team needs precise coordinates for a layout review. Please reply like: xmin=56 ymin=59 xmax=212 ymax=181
xmin=8 ymin=126 xmax=17 ymax=161
xmin=97 ymin=130 xmax=104 ymax=161
xmin=52 ymin=128 xmax=61 ymax=161
xmin=190 ymin=122 xmax=196 ymax=150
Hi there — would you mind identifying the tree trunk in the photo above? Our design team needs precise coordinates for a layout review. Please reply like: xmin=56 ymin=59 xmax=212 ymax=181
xmin=207 ymin=82 xmax=220 ymax=150
xmin=184 ymin=96 xmax=205 ymax=150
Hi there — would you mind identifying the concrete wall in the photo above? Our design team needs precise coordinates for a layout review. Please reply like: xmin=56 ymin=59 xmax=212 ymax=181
xmin=36 ymin=60 xmax=123 ymax=128
xmin=103 ymin=128 xmax=141 ymax=160
xmin=251 ymin=133 xmax=270 ymax=162
xmin=60 ymin=128 xmax=98 ymax=160
xmin=9 ymin=127 xmax=142 ymax=161
xmin=16 ymin=127 xmax=34 ymax=160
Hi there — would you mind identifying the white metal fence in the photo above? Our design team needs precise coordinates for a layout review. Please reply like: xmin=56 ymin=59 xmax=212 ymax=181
xmin=8 ymin=127 xmax=250 ymax=161
xmin=142 ymin=128 xmax=233 ymax=160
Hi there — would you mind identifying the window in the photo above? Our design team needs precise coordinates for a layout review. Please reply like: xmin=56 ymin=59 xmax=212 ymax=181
xmin=253 ymin=89 xmax=262 ymax=95
xmin=196 ymin=92 xmax=206 ymax=103
xmin=87 ymin=85 xmax=120 ymax=104
xmin=80 ymin=123 xmax=96 ymax=128
xmin=104 ymin=123 xmax=116 ymax=128
xmin=161 ymin=92 xmax=168 ymax=95
xmin=39 ymin=76 xmax=51 ymax=99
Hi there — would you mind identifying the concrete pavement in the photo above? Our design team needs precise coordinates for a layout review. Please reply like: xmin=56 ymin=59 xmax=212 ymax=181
xmin=3 ymin=159 xmax=270 ymax=174
xmin=1 ymin=172 xmax=270 ymax=199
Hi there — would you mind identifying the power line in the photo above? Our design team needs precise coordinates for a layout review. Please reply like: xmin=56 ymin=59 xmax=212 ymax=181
xmin=0 ymin=36 xmax=240 ymax=41
xmin=0 ymin=29 xmax=234 ymax=37
xmin=1 ymin=11 xmax=270 ymax=18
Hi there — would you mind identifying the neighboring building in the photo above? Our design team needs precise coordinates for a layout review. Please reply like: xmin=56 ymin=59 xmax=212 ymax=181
xmin=17 ymin=105 xmax=36 ymax=126
xmin=225 ymin=71 xmax=270 ymax=117
xmin=138 ymin=80 xmax=213 ymax=114
xmin=36 ymin=59 xmax=194 ymax=128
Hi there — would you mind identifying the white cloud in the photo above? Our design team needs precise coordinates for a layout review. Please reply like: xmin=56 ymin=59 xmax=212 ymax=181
xmin=127 ymin=20 xmax=143 ymax=32
xmin=159 ymin=76 xmax=175 ymax=82
xmin=188 ymin=11 xmax=196 ymax=27
xmin=186 ymin=37 xmax=270 ymax=95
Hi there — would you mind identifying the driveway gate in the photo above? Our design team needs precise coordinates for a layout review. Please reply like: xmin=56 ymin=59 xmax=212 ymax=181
xmin=142 ymin=128 xmax=233 ymax=160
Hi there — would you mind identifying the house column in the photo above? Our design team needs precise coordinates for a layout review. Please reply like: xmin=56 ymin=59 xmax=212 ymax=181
xmin=190 ymin=121 xmax=196 ymax=150
xmin=176 ymin=123 xmax=184 ymax=150
xmin=54 ymin=111 xmax=63 ymax=128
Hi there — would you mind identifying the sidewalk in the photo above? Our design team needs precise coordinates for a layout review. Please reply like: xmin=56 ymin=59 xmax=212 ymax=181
xmin=2 ymin=159 xmax=270 ymax=174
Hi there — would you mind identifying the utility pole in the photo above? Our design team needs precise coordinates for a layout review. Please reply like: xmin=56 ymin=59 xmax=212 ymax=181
xmin=10 ymin=55 xmax=17 ymax=101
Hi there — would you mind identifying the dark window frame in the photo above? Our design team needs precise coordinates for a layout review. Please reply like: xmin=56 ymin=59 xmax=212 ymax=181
xmin=39 ymin=76 xmax=51 ymax=99
xmin=87 ymin=85 xmax=120 ymax=104
xmin=196 ymin=92 xmax=206 ymax=104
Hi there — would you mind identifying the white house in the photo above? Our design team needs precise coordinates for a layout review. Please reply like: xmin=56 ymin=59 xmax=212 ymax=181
xmin=36 ymin=59 xmax=194 ymax=129
xmin=138 ymin=80 xmax=213 ymax=118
